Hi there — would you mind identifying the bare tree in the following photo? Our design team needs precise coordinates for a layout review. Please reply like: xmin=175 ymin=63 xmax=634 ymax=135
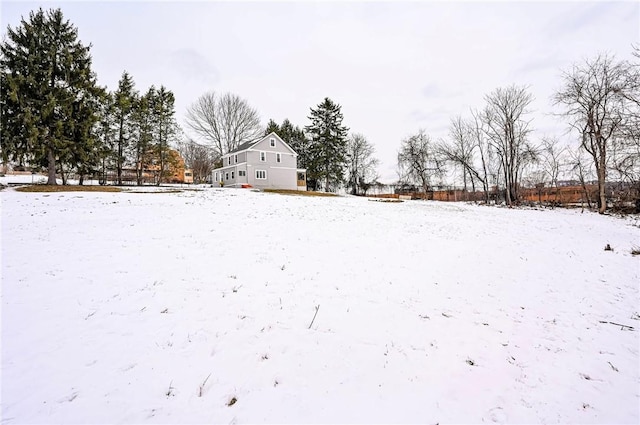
xmin=185 ymin=92 xmax=262 ymax=156
xmin=437 ymin=114 xmax=493 ymax=201
xmin=482 ymin=85 xmax=537 ymax=206
xmin=176 ymin=138 xmax=217 ymax=184
xmin=567 ymin=146 xmax=595 ymax=209
xmin=345 ymin=133 xmax=379 ymax=195
xmin=553 ymin=53 xmax=637 ymax=213
xmin=540 ymin=136 xmax=567 ymax=196
xmin=438 ymin=116 xmax=475 ymax=193
xmin=397 ymin=130 xmax=442 ymax=195
xmin=469 ymin=109 xmax=495 ymax=203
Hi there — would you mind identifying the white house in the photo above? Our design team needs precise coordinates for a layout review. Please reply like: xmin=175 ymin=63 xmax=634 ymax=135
xmin=211 ymin=132 xmax=307 ymax=191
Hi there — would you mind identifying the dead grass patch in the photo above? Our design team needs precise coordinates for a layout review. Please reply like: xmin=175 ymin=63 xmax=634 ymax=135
xmin=15 ymin=185 xmax=122 ymax=193
xmin=126 ymin=189 xmax=184 ymax=194
xmin=263 ymin=189 xmax=338 ymax=197
xmin=369 ymin=198 xmax=404 ymax=203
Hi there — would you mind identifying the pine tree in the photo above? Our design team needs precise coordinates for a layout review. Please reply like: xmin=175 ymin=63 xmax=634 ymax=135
xmin=0 ymin=8 xmax=102 ymax=184
xmin=279 ymin=119 xmax=310 ymax=174
xmin=112 ymin=71 xmax=138 ymax=185
xmin=96 ymin=91 xmax=116 ymax=184
xmin=132 ymin=87 xmax=154 ymax=185
xmin=264 ymin=119 xmax=280 ymax=135
xmin=64 ymin=86 xmax=106 ymax=184
xmin=149 ymin=85 xmax=180 ymax=185
xmin=304 ymin=98 xmax=349 ymax=191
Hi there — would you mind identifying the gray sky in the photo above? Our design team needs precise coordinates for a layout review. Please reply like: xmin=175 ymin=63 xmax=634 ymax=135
xmin=2 ymin=1 xmax=639 ymax=182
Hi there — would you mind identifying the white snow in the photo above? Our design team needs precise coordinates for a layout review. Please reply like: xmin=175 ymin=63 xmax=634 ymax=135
xmin=2 ymin=185 xmax=639 ymax=424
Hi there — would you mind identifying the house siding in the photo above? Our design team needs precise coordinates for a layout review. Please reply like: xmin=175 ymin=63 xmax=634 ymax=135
xmin=211 ymin=132 xmax=304 ymax=190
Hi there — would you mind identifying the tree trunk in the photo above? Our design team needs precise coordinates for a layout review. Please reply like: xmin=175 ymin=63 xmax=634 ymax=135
xmin=157 ymin=125 xmax=163 ymax=187
xmin=324 ymin=163 xmax=330 ymax=192
xmin=469 ymin=169 xmax=476 ymax=199
xmin=47 ymin=147 xmax=57 ymax=185
xmin=503 ymin=167 xmax=511 ymax=205
xmin=597 ymin=163 xmax=607 ymax=214
xmin=117 ymin=116 xmax=124 ymax=185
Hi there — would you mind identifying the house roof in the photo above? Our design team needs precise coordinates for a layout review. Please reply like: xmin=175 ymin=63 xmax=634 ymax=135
xmin=226 ymin=132 xmax=297 ymax=156
xmin=228 ymin=139 xmax=259 ymax=155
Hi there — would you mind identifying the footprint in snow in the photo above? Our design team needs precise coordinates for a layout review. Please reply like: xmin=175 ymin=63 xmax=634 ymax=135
xmin=487 ymin=406 xmax=507 ymax=423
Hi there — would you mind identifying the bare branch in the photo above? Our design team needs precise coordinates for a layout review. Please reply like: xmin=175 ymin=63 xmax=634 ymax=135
xmin=397 ymin=130 xmax=442 ymax=194
xmin=184 ymin=91 xmax=262 ymax=156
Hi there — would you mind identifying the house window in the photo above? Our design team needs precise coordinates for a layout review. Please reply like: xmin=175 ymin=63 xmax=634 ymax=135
xmin=276 ymin=153 xmax=281 ymax=163
xmin=231 ymin=171 xmax=235 ymax=179
xmin=256 ymin=170 xmax=267 ymax=179
xmin=234 ymin=154 xmax=238 ymax=163
xmin=238 ymin=170 xmax=246 ymax=177
xmin=228 ymin=157 xmax=231 ymax=165
xmin=225 ymin=172 xmax=229 ymax=181
xmin=297 ymin=172 xmax=305 ymax=181
xmin=260 ymin=151 xmax=266 ymax=162
xmin=214 ymin=172 xmax=218 ymax=182
xmin=270 ymin=138 xmax=276 ymax=147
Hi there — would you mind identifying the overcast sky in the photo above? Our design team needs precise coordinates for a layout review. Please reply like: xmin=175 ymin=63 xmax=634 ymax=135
xmin=2 ymin=1 xmax=638 ymax=182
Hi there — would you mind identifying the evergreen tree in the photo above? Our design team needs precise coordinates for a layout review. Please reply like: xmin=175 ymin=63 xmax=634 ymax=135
xmin=112 ymin=71 xmax=138 ymax=184
xmin=95 ymin=91 xmax=116 ymax=184
xmin=149 ymin=85 xmax=180 ymax=185
xmin=264 ymin=119 xmax=280 ymax=135
xmin=64 ymin=86 xmax=106 ymax=184
xmin=304 ymin=98 xmax=349 ymax=191
xmin=279 ymin=119 xmax=311 ymax=176
xmin=132 ymin=87 xmax=154 ymax=185
xmin=0 ymin=8 xmax=102 ymax=184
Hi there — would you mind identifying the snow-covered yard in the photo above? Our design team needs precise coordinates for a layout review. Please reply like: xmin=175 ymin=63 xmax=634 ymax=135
xmin=2 ymin=184 xmax=639 ymax=424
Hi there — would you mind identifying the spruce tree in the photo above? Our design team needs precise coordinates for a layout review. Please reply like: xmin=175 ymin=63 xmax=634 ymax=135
xmin=132 ymin=88 xmax=154 ymax=185
xmin=0 ymin=8 xmax=102 ymax=184
xmin=150 ymin=85 xmax=180 ymax=185
xmin=64 ymin=86 xmax=106 ymax=184
xmin=304 ymin=98 xmax=349 ymax=191
xmin=278 ymin=119 xmax=310 ymax=175
xmin=112 ymin=71 xmax=138 ymax=185
xmin=94 ymin=91 xmax=111 ymax=183
xmin=264 ymin=119 xmax=280 ymax=135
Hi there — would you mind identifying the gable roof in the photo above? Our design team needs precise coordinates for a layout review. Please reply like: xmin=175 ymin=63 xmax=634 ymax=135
xmin=228 ymin=139 xmax=258 ymax=155
xmin=226 ymin=132 xmax=297 ymax=156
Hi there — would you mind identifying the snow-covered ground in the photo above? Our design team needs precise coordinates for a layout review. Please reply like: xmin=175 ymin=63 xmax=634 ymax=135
xmin=2 ymin=183 xmax=639 ymax=424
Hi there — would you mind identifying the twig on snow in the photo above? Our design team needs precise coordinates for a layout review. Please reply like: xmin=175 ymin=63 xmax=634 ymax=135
xmin=198 ymin=373 xmax=212 ymax=397
xmin=308 ymin=304 xmax=320 ymax=329
xmin=598 ymin=320 xmax=635 ymax=331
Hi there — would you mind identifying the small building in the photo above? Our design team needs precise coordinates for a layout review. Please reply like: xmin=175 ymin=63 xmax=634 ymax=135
xmin=211 ymin=132 xmax=306 ymax=191
xmin=183 ymin=169 xmax=194 ymax=184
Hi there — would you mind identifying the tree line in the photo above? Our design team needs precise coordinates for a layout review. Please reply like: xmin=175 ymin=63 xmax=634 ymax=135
xmin=2 ymin=8 xmax=638 ymax=214
xmin=1 ymin=8 xmax=181 ymax=185
xmin=397 ymin=51 xmax=640 ymax=214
